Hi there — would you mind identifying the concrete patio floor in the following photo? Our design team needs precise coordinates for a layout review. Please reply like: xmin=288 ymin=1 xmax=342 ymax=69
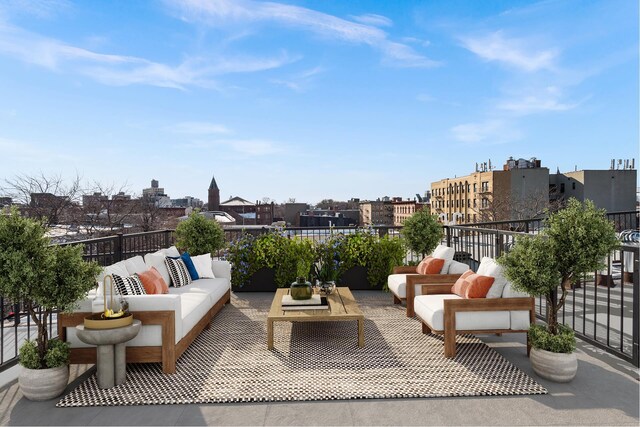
xmin=0 ymin=291 xmax=638 ymax=426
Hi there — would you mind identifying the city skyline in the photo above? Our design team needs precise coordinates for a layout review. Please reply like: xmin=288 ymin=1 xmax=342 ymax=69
xmin=0 ymin=0 xmax=637 ymax=203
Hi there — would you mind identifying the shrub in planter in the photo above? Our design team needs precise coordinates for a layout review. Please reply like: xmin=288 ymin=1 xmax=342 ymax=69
xmin=227 ymin=231 xmax=314 ymax=289
xmin=175 ymin=210 xmax=225 ymax=256
xmin=331 ymin=229 xmax=405 ymax=290
xmin=401 ymin=210 xmax=443 ymax=257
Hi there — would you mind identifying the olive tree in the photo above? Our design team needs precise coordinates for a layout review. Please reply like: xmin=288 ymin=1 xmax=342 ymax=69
xmin=499 ymin=199 xmax=618 ymax=339
xmin=0 ymin=207 xmax=101 ymax=368
xmin=400 ymin=209 xmax=443 ymax=257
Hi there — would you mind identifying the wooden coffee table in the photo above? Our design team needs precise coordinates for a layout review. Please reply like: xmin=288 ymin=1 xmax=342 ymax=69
xmin=267 ymin=287 xmax=365 ymax=350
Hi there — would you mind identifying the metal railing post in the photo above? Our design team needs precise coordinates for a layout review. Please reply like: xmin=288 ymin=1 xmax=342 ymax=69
xmin=114 ymin=232 xmax=124 ymax=262
xmin=445 ymin=226 xmax=451 ymax=247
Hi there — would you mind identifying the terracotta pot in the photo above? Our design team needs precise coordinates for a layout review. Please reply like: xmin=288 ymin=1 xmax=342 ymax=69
xmin=19 ymin=365 xmax=69 ymax=401
xmin=530 ymin=348 xmax=577 ymax=383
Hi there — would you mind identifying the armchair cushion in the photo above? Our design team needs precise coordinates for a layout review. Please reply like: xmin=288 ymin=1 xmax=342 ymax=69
xmin=502 ymin=281 xmax=531 ymax=330
xmin=476 ymin=257 xmax=508 ymax=298
xmin=447 ymin=260 xmax=471 ymax=275
xmin=124 ymin=256 xmax=148 ymax=276
xmin=144 ymin=253 xmax=173 ymax=286
xmin=432 ymin=245 xmax=455 ymax=274
xmin=388 ymin=273 xmax=418 ymax=299
xmin=414 ymin=294 xmax=510 ymax=331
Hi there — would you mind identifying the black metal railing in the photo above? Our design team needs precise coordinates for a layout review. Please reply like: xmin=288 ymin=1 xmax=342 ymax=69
xmin=1 ymin=211 xmax=637 ymax=371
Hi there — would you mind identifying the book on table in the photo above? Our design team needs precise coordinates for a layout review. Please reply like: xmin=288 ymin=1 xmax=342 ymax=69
xmin=281 ymin=294 xmax=329 ymax=310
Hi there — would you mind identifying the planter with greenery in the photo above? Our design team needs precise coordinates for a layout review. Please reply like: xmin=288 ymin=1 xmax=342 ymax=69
xmin=400 ymin=209 xmax=443 ymax=259
xmin=175 ymin=209 xmax=225 ymax=256
xmin=226 ymin=231 xmax=314 ymax=291
xmin=331 ymin=230 xmax=405 ymax=290
xmin=0 ymin=208 xmax=101 ymax=400
xmin=498 ymin=199 xmax=618 ymax=382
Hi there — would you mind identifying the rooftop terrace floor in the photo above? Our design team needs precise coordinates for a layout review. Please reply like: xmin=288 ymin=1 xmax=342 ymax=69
xmin=0 ymin=291 xmax=638 ymax=426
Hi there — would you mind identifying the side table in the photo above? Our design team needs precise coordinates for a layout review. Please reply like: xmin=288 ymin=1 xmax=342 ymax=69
xmin=75 ymin=319 xmax=141 ymax=389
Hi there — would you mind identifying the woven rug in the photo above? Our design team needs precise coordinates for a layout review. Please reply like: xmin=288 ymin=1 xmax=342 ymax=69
xmin=57 ymin=292 xmax=546 ymax=407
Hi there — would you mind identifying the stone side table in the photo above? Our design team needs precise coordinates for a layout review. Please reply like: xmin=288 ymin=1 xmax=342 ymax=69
xmin=75 ymin=320 xmax=141 ymax=389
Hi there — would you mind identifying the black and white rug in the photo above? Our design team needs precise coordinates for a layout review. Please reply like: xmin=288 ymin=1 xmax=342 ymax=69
xmin=57 ymin=292 xmax=546 ymax=407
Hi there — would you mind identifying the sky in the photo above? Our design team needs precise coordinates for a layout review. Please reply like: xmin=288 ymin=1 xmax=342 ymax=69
xmin=0 ymin=0 xmax=637 ymax=204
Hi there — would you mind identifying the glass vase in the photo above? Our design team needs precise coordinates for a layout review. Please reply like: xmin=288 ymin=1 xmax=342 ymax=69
xmin=290 ymin=277 xmax=313 ymax=300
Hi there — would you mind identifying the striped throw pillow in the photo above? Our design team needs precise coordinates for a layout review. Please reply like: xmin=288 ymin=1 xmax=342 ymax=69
xmin=164 ymin=257 xmax=192 ymax=288
xmin=112 ymin=274 xmax=147 ymax=296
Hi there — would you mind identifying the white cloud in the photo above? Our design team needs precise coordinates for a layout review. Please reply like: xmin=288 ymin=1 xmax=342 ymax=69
xmin=0 ymin=0 xmax=72 ymax=19
xmin=0 ymin=22 xmax=296 ymax=89
xmin=497 ymin=86 xmax=584 ymax=114
xmin=460 ymin=31 xmax=558 ymax=72
xmin=171 ymin=122 xmax=232 ymax=135
xmin=416 ymin=93 xmax=434 ymax=102
xmin=166 ymin=0 xmax=439 ymax=68
xmin=451 ymin=119 xmax=522 ymax=144
xmin=351 ymin=13 xmax=392 ymax=28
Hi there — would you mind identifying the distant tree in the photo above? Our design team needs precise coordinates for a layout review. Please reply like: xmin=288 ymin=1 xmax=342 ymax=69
xmin=286 ymin=197 xmax=296 ymax=203
xmin=1 ymin=172 xmax=82 ymax=226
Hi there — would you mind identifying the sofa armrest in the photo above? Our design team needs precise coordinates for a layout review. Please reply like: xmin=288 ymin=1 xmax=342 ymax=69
xmin=405 ymin=273 xmax=462 ymax=317
xmin=211 ymin=260 xmax=231 ymax=281
xmin=421 ymin=284 xmax=455 ymax=295
xmin=443 ymin=297 xmax=534 ymax=313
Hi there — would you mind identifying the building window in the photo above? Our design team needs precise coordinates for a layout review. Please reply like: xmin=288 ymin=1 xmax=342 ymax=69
xmin=481 ymin=181 xmax=489 ymax=192
xmin=473 ymin=199 xmax=477 ymax=207
xmin=473 ymin=183 xmax=477 ymax=193
xmin=560 ymin=183 xmax=565 ymax=193
xmin=481 ymin=198 xmax=488 ymax=208
xmin=572 ymin=182 xmax=576 ymax=190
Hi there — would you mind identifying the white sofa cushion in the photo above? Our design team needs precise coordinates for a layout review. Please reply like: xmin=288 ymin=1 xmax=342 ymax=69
xmin=192 ymin=255 xmax=215 ymax=279
xmin=414 ymin=294 xmax=511 ymax=331
xmin=476 ymin=257 xmax=508 ymax=298
xmin=164 ymin=246 xmax=181 ymax=258
xmin=502 ymin=281 xmax=531 ymax=330
xmin=169 ymin=278 xmax=229 ymax=305
xmin=179 ymin=292 xmax=212 ymax=340
xmin=211 ymin=260 xmax=231 ymax=281
xmin=447 ymin=260 xmax=470 ymax=275
xmin=125 ymin=256 xmax=148 ymax=276
xmin=432 ymin=245 xmax=455 ymax=274
xmin=98 ymin=261 xmax=129 ymax=283
xmin=144 ymin=253 xmax=172 ymax=286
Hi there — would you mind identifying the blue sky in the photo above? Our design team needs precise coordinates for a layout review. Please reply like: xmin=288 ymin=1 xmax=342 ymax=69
xmin=0 ymin=0 xmax=637 ymax=204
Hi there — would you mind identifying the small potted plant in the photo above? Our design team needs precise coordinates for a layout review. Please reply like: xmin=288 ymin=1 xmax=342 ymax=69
xmin=498 ymin=199 xmax=618 ymax=382
xmin=312 ymin=242 xmax=339 ymax=295
xmin=0 ymin=208 xmax=101 ymax=400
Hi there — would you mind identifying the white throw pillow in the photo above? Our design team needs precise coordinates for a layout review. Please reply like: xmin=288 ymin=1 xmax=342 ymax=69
xmin=191 ymin=254 xmax=215 ymax=279
xmin=432 ymin=245 xmax=455 ymax=274
xmin=448 ymin=260 xmax=471 ymax=275
xmin=163 ymin=246 xmax=180 ymax=258
xmin=124 ymin=256 xmax=147 ymax=276
xmin=100 ymin=261 xmax=129 ymax=283
xmin=476 ymin=257 xmax=508 ymax=298
xmin=144 ymin=253 xmax=172 ymax=286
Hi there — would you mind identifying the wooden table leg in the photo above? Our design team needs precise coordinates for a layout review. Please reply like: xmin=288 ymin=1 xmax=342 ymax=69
xmin=357 ymin=318 xmax=364 ymax=348
xmin=267 ymin=319 xmax=274 ymax=350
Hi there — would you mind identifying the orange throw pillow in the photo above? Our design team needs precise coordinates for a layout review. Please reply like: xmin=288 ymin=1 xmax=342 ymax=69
xmin=417 ymin=256 xmax=445 ymax=274
xmin=464 ymin=273 xmax=495 ymax=298
xmin=137 ymin=267 xmax=169 ymax=295
xmin=451 ymin=270 xmax=474 ymax=297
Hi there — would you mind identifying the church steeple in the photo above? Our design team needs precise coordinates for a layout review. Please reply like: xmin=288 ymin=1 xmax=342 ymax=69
xmin=208 ymin=175 xmax=220 ymax=211
xmin=209 ymin=175 xmax=219 ymax=190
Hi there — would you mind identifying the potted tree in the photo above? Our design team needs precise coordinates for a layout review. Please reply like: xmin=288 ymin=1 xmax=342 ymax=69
xmin=498 ymin=199 xmax=618 ymax=382
xmin=400 ymin=209 xmax=443 ymax=259
xmin=0 ymin=208 xmax=101 ymax=400
xmin=175 ymin=210 xmax=225 ymax=256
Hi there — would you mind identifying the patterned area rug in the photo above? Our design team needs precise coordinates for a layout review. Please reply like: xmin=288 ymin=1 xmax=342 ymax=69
xmin=57 ymin=292 xmax=546 ymax=407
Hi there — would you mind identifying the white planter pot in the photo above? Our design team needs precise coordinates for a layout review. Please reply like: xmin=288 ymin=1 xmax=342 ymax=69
xmin=18 ymin=365 xmax=69 ymax=401
xmin=530 ymin=347 xmax=577 ymax=383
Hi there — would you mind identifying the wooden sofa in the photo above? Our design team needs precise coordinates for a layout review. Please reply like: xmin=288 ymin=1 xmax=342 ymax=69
xmin=59 ymin=248 xmax=231 ymax=374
